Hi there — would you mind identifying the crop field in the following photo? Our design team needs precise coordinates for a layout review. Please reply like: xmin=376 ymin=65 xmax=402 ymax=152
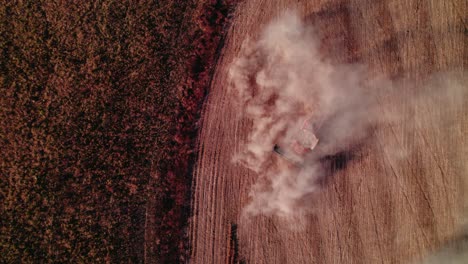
xmin=189 ymin=0 xmax=467 ymax=263
xmin=1 ymin=0 xmax=237 ymax=263
xmin=1 ymin=0 xmax=466 ymax=263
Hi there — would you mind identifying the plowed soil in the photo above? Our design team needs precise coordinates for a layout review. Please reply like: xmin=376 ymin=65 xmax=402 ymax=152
xmin=189 ymin=1 xmax=467 ymax=263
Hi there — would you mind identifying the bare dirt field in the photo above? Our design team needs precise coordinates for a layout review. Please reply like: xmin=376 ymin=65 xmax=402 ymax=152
xmin=189 ymin=1 xmax=467 ymax=263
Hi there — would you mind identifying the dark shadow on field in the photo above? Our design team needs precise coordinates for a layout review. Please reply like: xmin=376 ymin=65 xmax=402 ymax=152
xmin=313 ymin=142 xmax=368 ymax=188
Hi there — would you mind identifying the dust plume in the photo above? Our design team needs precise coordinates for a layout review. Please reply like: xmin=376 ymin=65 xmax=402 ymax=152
xmin=228 ymin=11 xmax=467 ymax=220
xmin=229 ymin=11 xmax=379 ymax=218
xmin=419 ymin=159 xmax=468 ymax=264
xmin=419 ymin=224 xmax=468 ymax=264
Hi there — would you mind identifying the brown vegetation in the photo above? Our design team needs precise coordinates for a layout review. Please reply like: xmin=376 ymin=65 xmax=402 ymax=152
xmin=0 ymin=0 xmax=237 ymax=263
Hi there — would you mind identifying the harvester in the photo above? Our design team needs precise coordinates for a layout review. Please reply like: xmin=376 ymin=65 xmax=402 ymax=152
xmin=273 ymin=117 xmax=321 ymax=166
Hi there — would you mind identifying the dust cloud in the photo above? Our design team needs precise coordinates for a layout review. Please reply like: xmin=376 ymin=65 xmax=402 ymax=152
xmin=228 ymin=11 xmax=467 ymax=221
xmin=419 ymin=225 xmax=468 ymax=264
xmin=229 ymin=11 xmax=381 ymax=218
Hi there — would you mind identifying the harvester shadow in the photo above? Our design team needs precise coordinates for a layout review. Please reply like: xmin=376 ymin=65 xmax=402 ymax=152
xmin=315 ymin=148 xmax=359 ymax=188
